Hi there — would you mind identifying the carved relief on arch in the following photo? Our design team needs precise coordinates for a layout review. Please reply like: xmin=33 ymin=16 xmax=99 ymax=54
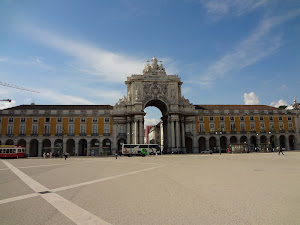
xmin=143 ymin=82 xmax=168 ymax=100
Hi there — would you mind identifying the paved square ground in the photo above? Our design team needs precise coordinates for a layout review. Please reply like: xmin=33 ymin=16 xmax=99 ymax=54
xmin=0 ymin=152 xmax=299 ymax=225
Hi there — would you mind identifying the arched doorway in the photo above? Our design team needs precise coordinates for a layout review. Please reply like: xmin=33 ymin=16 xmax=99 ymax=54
xmin=289 ymin=135 xmax=295 ymax=150
xmin=260 ymin=135 xmax=267 ymax=151
xmin=240 ymin=136 xmax=247 ymax=144
xmin=117 ymin=138 xmax=126 ymax=152
xmin=79 ymin=139 xmax=87 ymax=156
xmin=230 ymin=136 xmax=237 ymax=144
xmin=54 ymin=139 xmax=63 ymax=155
xmin=220 ymin=136 xmax=227 ymax=150
xmin=279 ymin=135 xmax=286 ymax=148
xmin=209 ymin=137 xmax=217 ymax=151
xmin=67 ymin=139 xmax=75 ymax=156
xmin=42 ymin=139 xmax=51 ymax=154
xmin=30 ymin=139 xmax=39 ymax=157
xmin=6 ymin=139 xmax=14 ymax=145
xmin=17 ymin=139 xmax=26 ymax=147
xmin=102 ymin=139 xmax=111 ymax=155
xmin=185 ymin=137 xmax=193 ymax=153
xmin=198 ymin=137 xmax=206 ymax=152
xmin=250 ymin=136 xmax=257 ymax=147
xmin=144 ymin=100 xmax=168 ymax=151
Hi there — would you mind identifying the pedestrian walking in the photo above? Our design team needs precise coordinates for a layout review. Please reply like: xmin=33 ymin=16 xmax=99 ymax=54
xmin=279 ymin=147 xmax=284 ymax=155
xmin=43 ymin=152 xmax=46 ymax=159
xmin=115 ymin=151 xmax=119 ymax=159
xmin=64 ymin=152 xmax=68 ymax=160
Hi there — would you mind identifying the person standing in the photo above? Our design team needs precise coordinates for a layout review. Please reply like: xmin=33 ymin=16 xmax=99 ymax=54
xmin=279 ymin=146 xmax=284 ymax=155
xmin=64 ymin=152 xmax=68 ymax=160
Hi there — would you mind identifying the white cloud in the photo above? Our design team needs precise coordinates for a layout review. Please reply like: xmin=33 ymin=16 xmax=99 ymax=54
xmin=0 ymin=100 xmax=16 ymax=110
xmin=40 ymin=90 xmax=95 ymax=105
xmin=0 ymin=57 xmax=8 ymax=62
xmin=26 ymin=27 xmax=146 ymax=82
xmin=270 ymin=99 xmax=288 ymax=108
xmin=244 ymin=92 xmax=259 ymax=105
xmin=144 ymin=117 xmax=160 ymax=126
xmin=199 ymin=9 xmax=300 ymax=85
xmin=202 ymin=0 xmax=268 ymax=19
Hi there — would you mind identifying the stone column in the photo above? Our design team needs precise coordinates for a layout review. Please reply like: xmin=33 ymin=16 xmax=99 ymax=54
xmin=63 ymin=140 xmax=67 ymax=155
xmin=181 ymin=120 xmax=185 ymax=148
xmin=75 ymin=140 xmax=78 ymax=156
xmin=87 ymin=142 xmax=91 ymax=156
xmin=192 ymin=119 xmax=198 ymax=153
xmin=171 ymin=119 xmax=175 ymax=149
xmin=134 ymin=120 xmax=139 ymax=144
xmin=167 ymin=118 xmax=172 ymax=152
xmin=206 ymin=139 xmax=210 ymax=150
xmin=139 ymin=120 xmax=144 ymax=144
xmin=26 ymin=142 xmax=30 ymax=156
xmin=176 ymin=120 xmax=180 ymax=149
xmin=112 ymin=122 xmax=117 ymax=150
xmin=38 ymin=141 xmax=42 ymax=157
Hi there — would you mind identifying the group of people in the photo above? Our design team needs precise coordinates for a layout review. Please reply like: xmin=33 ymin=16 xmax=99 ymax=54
xmin=43 ymin=152 xmax=53 ymax=159
xmin=43 ymin=152 xmax=69 ymax=160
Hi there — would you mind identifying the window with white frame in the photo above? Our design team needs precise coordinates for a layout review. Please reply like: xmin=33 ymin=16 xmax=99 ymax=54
xmin=269 ymin=116 xmax=273 ymax=121
xmin=209 ymin=123 xmax=214 ymax=132
xmin=260 ymin=116 xmax=264 ymax=121
xmin=68 ymin=125 xmax=74 ymax=134
xmin=9 ymin=118 xmax=14 ymax=123
xmin=7 ymin=125 xmax=13 ymax=135
xmin=44 ymin=125 xmax=50 ymax=134
xmin=260 ymin=123 xmax=265 ymax=131
xmin=209 ymin=117 xmax=214 ymax=121
xmin=21 ymin=118 xmax=26 ymax=123
xmin=230 ymin=117 xmax=234 ymax=121
xmin=220 ymin=123 xmax=225 ymax=131
xmin=199 ymin=124 xmax=204 ymax=132
xmin=32 ymin=125 xmax=38 ymax=135
xmin=288 ymin=116 xmax=292 ymax=121
xmin=45 ymin=118 xmax=50 ymax=123
xmin=80 ymin=125 xmax=86 ymax=134
xmin=105 ymin=117 xmax=110 ymax=123
xmin=279 ymin=123 xmax=284 ymax=130
xmin=250 ymin=123 xmax=255 ymax=131
xmin=288 ymin=123 xmax=293 ymax=130
xmin=199 ymin=117 xmax=203 ymax=121
xmin=57 ymin=117 xmax=62 ymax=123
xmin=240 ymin=123 xmax=245 ymax=131
xmin=93 ymin=117 xmax=98 ymax=123
xmin=20 ymin=125 xmax=25 ymax=135
xmin=250 ymin=116 xmax=254 ymax=121
xmin=33 ymin=117 xmax=38 ymax=123
xmin=92 ymin=125 xmax=98 ymax=134
xmin=56 ymin=125 xmax=62 ymax=134
xmin=279 ymin=116 xmax=283 ymax=121
xmin=240 ymin=116 xmax=244 ymax=121
xmin=220 ymin=116 xmax=224 ymax=121
xmin=69 ymin=117 xmax=74 ymax=123
xmin=269 ymin=123 xmax=274 ymax=131
xmin=81 ymin=117 xmax=86 ymax=123
xmin=230 ymin=123 xmax=236 ymax=131
xmin=104 ymin=124 xmax=110 ymax=134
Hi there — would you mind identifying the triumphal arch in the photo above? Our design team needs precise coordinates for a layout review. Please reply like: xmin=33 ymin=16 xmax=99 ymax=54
xmin=113 ymin=56 xmax=197 ymax=153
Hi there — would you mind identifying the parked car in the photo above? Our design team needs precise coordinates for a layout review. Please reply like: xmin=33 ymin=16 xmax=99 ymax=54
xmin=201 ymin=150 xmax=212 ymax=154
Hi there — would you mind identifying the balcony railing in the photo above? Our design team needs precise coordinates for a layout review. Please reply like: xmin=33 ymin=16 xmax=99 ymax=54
xmin=117 ymin=133 xmax=126 ymax=138
xmin=68 ymin=133 xmax=74 ymax=136
xmin=91 ymin=133 xmax=98 ymax=136
xmin=6 ymin=133 xmax=13 ymax=137
xmin=240 ymin=130 xmax=246 ymax=134
xmin=55 ymin=133 xmax=63 ymax=136
xmin=260 ymin=130 xmax=266 ymax=133
xmin=103 ymin=133 xmax=110 ymax=136
xmin=31 ymin=133 xmax=38 ymax=136
xmin=18 ymin=133 xmax=26 ymax=136
xmin=43 ymin=133 xmax=50 ymax=136
xmin=79 ymin=133 xmax=86 ymax=136
xmin=279 ymin=130 xmax=285 ymax=133
xmin=230 ymin=131 xmax=236 ymax=134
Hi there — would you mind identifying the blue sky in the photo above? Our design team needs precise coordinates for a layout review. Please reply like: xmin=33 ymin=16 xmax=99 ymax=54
xmin=0 ymin=0 xmax=300 ymax=126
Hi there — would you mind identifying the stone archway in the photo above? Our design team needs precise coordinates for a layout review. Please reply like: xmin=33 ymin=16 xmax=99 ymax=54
xmin=117 ymin=138 xmax=126 ymax=151
xmin=6 ymin=139 xmax=14 ymax=145
xmin=113 ymin=56 xmax=197 ymax=154
xmin=289 ymin=135 xmax=295 ymax=150
xmin=30 ymin=139 xmax=39 ymax=157
xmin=279 ymin=135 xmax=286 ymax=148
xmin=79 ymin=139 xmax=87 ymax=156
xmin=198 ymin=137 xmax=206 ymax=152
xmin=209 ymin=137 xmax=217 ymax=151
xmin=67 ymin=139 xmax=75 ymax=156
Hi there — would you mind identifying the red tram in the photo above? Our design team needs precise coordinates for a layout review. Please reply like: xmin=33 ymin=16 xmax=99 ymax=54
xmin=0 ymin=145 xmax=26 ymax=158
